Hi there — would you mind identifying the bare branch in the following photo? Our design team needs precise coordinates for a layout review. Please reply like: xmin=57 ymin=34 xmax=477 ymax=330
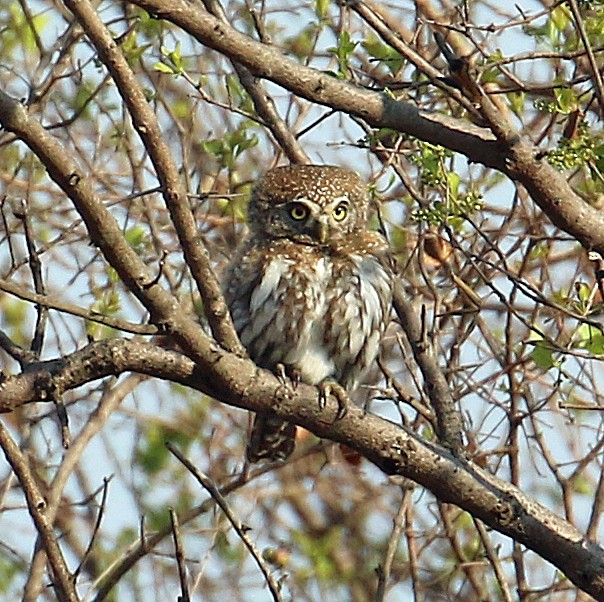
xmin=169 ymin=507 xmax=190 ymax=602
xmin=167 ymin=443 xmax=283 ymax=602
xmin=0 ymin=420 xmax=79 ymax=602
xmin=61 ymin=0 xmax=243 ymax=355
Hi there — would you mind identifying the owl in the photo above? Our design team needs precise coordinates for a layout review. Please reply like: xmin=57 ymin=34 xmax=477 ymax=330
xmin=224 ymin=165 xmax=393 ymax=462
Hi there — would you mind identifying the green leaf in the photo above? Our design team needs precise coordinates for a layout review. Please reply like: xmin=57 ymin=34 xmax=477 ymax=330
xmin=446 ymin=171 xmax=461 ymax=201
xmin=153 ymin=61 xmax=176 ymax=74
xmin=327 ymin=31 xmax=358 ymax=78
xmin=574 ymin=323 xmax=604 ymax=355
xmin=530 ymin=340 xmax=560 ymax=370
xmin=362 ymin=37 xmax=404 ymax=74
xmin=314 ymin=0 xmax=330 ymax=21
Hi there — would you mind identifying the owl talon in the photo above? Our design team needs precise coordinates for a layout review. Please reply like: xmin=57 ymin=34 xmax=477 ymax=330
xmin=318 ymin=380 xmax=349 ymax=420
xmin=276 ymin=363 xmax=301 ymax=392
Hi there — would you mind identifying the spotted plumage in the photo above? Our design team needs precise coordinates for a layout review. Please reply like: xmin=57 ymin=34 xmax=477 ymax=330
xmin=224 ymin=165 xmax=393 ymax=462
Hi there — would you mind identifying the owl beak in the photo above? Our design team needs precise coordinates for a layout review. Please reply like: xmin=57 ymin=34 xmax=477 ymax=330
xmin=315 ymin=216 xmax=329 ymax=244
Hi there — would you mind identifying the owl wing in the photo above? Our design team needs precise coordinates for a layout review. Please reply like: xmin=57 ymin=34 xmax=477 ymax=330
xmin=327 ymin=232 xmax=393 ymax=391
xmin=224 ymin=239 xmax=298 ymax=369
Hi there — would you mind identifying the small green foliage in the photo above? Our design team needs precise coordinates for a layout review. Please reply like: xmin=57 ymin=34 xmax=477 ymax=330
xmin=1 ymin=2 xmax=48 ymax=55
xmin=530 ymin=340 xmax=560 ymax=370
xmin=199 ymin=122 xmax=258 ymax=169
xmin=573 ymin=323 xmax=604 ymax=355
xmin=547 ymin=122 xmax=599 ymax=171
xmin=1 ymin=297 xmax=29 ymax=347
xmin=285 ymin=24 xmax=319 ymax=59
xmin=550 ymin=4 xmax=571 ymax=35
xmin=362 ymin=36 xmax=404 ymax=74
xmin=411 ymin=190 xmax=484 ymax=228
xmin=535 ymin=87 xmax=580 ymax=115
xmin=526 ymin=3 xmax=571 ymax=46
xmin=408 ymin=141 xmax=453 ymax=187
xmin=327 ymin=31 xmax=358 ymax=79
xmin=64 ymin=80 xmax=97 ymax=117
xmin=120 ymin=30 xmax=148 ymax=65
xmin=0 ymin=556 xmax=20 ymax=594
xmin=124 ymin=225 xmax=149 ymax=254
xmin=154 ymin=42 xmax=184 ymax=76
xmin=313 ymin=0 xmax=330 ymax=21
xmin=225 ymin=75 xmax=254 ymax=114
xmin=507 ymin=91 xmax=526 ymax=116
xmin=293 ymin=527 xmax=351 ymax=583
xmin=572 ymin=474 xmax=592 ymax=496
xmin=135 ymin=8 xmax=164 ymax=38
xmin=86 ymin=288 xmax=121 ymax=340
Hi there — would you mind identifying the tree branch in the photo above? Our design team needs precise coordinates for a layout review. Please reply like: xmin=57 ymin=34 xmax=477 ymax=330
xmin=0 ymin=420 xmax=79 ymax=602
xmin=1 ymin=337 xmax=604 ymax=598
xmin=128 ymin=0 xmax=604 ymax=254
xmin=62 ymin=0 xmax=244 ymax=355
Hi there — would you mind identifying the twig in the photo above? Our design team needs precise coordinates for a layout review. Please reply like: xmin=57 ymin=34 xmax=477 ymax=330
xmin=0 ymin=277 xmax=157 ymax=335
xmin=0 ymin=195 xmax=17 ymax=269
xmin=53 ymin=390 xmax=70 ymax=449
xmin=473 ymin=518 xmax=513 ymax=602
xmin=169 ymin=508 xmax=190 ymax=602
xmin=89 ymin=462 xmax=277 ymax=601
xmin=0 ymin=419 xmax=79 ymax=602
xmin=14 ymin=197 xmax=48 ymax=357
xmin=166 ymin=442 xmax=283 ymax=602
xmin=392 ymin=280 xmax=464 ymax=452
xmin=568 ymin=0 xmax=604 ymax=115
xmin=375 ymin=483 xmax=413 ymax=601
xmin=0 ymin=330 xmax=38 ymax=366
xmin=74 ymin=476 xmax=112 ymax=580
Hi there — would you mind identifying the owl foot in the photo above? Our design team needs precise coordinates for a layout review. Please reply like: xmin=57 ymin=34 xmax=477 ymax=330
xmin=318 ymin=379 xmax=349 ymax=420
xmin=276 ymin=363 xmax=301 ymax=392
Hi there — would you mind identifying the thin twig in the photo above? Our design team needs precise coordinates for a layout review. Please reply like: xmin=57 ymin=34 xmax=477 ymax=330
xmin=393 ymin=281 xmax=464 ymax=452
xmin=74 ymin=476 xmax=112 ymax=580
xmin=0 ymin=277 xmax=157 ymax=335
xmin=568 ymin=0 xmax=604 ymax=114
xmin=53 ymin=390 xmax=70 ymax=449
xmin=169 ymin=507 xmax=191 ymax=602
xmin=473 ymin=518 xmax=513 ymax=602
xmin=166 ymin=442 xmax=283 ymax=602
xmin=375 ymin=483 xmax=413 ymax=601
xmin=15 ymin=197 xmax=48 ymax=357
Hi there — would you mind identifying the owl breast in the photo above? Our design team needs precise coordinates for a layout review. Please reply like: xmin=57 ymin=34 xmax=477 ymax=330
xmin=229 ymin=236 xmax=392 ymax=391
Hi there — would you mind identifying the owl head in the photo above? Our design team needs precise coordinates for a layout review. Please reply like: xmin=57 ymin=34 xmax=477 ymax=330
xmin=247 ymin=165 xmax=369 ymax=245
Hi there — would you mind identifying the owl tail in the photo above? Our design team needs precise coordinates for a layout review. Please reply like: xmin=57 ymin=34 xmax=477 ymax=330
xmin=247 ymin=413 xmax=296 ymax=462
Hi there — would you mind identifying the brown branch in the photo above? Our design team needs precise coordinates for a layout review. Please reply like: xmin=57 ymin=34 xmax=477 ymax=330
xmin=61 ymin=0 xmax=244 ymax=356
xmin=0 ymin=277 xmax=158 ymax=335
xmin=168 ymin=507 xmax=190 ymax=602
xmin=1 ymin=337 xmax=604 ymax=598
xmin=393 ymin=281 xmax=464 ymax=452
xmin=0 ymin=89 xmax=225 ymax=391
xmin=201 ymin=0 xmax=309 ymax=165
xmin=167 ymin=443 xmax=283 ymax=602
xmin=568 ymin=0 xmax=604 ymax=115
xmin=90 ymin=463 xmax=275 ymax=601
xmin=0 ymin=420 xmax=79 ymax=602
xmin=375 ymin=484 xmax=412 ymax=601
xmin=127 ymin=0 xmax=604 ymax=256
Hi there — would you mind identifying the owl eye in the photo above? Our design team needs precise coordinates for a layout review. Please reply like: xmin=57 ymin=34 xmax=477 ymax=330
xmin=289 ymin=203 xmax=309 ymax=220
xmin=332 ymin=203 xmax=348 ymax=221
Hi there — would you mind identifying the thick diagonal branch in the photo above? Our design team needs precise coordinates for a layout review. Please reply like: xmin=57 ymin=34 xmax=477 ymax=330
xmin=1 ymin=337 xmax=604 ymax=599
xmin=128 ymin=0 xmax=604 ymax=254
